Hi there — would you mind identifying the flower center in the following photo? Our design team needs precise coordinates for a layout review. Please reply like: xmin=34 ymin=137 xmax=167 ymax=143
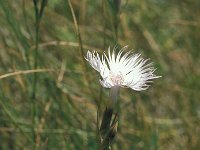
xmin=109 ymin=72 xmax=124 ymax=85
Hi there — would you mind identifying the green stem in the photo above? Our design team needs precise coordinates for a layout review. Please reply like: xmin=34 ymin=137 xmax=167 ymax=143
xmin=32 ymin=0 xmax=46 ymax=149
xmin=99 ymin=86 xmax=120 ymax=150
xmin=98 ymin=0 xmax=106 ymax=143
xmin=67 ymin=0 xmax=97 ymax=103
xmin=109 ymin=86 xmax=120 ymax=104
xmin=32 ymin=1 xmax=39 ymax=148
xmin=102 ymin=0 xmax=106 ymax=48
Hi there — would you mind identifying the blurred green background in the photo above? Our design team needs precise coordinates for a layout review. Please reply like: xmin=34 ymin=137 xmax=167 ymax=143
xmin=0 ymin=0 xmax=200 ymax=149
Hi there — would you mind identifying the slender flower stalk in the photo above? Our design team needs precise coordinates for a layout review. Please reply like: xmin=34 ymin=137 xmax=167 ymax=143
xmin=86 ymin=45 xmax=161 ymax=149
xmin=109 ymin=85 xmax=120 ymax=103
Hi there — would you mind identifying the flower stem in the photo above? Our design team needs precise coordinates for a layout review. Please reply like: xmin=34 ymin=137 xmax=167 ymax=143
xmin=32 ymin=0 xmax=47 ymax=149
xmin=109 ymin=86 xmax=120 ymax=105
xmin=99 ymin=86 xmax=120 ymax=150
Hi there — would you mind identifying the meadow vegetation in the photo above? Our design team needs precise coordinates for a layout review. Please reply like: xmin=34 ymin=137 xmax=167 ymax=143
xmin=0 ymin=0 xmax=200 ymax=149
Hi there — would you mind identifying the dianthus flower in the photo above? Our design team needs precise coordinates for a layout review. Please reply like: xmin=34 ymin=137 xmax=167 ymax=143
xmin=86 ymin=46 xmax=161 ymax=91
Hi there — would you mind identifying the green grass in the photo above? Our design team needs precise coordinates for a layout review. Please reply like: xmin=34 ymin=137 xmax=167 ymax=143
xmin=0 ymin=0 xmax=200 ymax=149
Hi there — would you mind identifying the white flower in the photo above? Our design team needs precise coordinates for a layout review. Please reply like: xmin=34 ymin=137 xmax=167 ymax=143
xmin=85 ymin=46 xmax=161 ymax=91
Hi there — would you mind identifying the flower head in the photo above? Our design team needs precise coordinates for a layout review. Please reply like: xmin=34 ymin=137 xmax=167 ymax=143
xmin=85 ymin=46 xmax=161 ymax=91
